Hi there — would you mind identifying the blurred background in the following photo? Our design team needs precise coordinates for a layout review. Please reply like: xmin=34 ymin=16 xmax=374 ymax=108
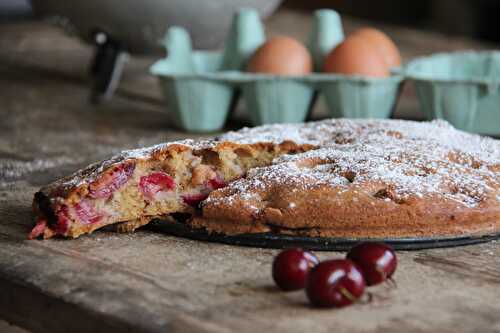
xmin=2 ymin=0 xmax=500 ymax=43
xmin=0 ymin=0 xmax=497 ymax=134
xmin=289 ymin=0 xmax=500 ymax=43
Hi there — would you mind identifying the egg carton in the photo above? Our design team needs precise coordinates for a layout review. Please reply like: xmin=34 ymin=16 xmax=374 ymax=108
xmin=151 ymin=9 xmax=404 ymax=132
xmin=399 ymin=51 xmax=500 ymax=136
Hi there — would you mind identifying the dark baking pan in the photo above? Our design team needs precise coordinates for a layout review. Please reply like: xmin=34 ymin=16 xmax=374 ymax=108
xmin=148 ymin=219 xmax=500 ymax=251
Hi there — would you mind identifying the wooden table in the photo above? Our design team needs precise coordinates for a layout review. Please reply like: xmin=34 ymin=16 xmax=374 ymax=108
xmin=1 ymin=8 xmax=499 ymax=333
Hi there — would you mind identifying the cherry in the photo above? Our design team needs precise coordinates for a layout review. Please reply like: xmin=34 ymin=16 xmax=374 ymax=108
xmin=139 ymin=171 xmax=175 ymax=200
xmin=346 ymin=242 xmax=397 ymax=286
xmin=182 ymin=193 xmax=209 ymax=208
xmin=272 ymin=248 xmax=319 ymax=291
xmin=208 ymin=177 xmax=226 ymax=190
xmin=305 ymin=259 xmax=365 ymax=308
xmin=29 ymin=201 xmax=103 ymax=239
xmin=89 ymin=163 xmax=135 ymax=199
xmin=73 ymin=200 xmax=102 ymax=225
xmin=182 ymin=177 xmax=226 ymax=208
xmin=55 ymin=206 xmax=71 ymax=234
xmin=28 ymin=218 xmax=47 ymax=239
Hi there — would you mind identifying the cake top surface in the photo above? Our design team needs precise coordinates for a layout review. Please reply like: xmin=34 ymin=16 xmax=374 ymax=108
xmin=220 ymin=119 xmax=499 ymax=162
xmin=43 ymin=119 xmax=500 ymax=207
xmin=210 ymin=119 xmax=500 ymax=209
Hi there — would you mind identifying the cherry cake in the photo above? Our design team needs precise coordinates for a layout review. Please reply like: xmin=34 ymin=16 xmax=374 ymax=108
xmin=30 ymin=119 xmax=500 ymax=239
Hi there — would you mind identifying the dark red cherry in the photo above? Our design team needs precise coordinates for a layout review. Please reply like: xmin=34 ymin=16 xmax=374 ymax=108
xmin=89 ymin=163 xmax=135 ymax=199
xmin=73 ymin=200 xmax=103 ymax=225
xmin=55 ymin=206 xmax=71 ymax=234
xmin=272 ymin=248 xmax=319 ymax=291
xmin=346 ymin=242 xmax=397 ymax=286
xmin=208 ymin=177 xmax=226 ymax=190
xmin=182 ymin=177 xmax=226 ymax=208
xmin=182 ymin=193 xmax=209 ymax=208
xmin=28 ymin=218 xmax=48 ymax=240
xmin=305 ymin=259 xmax=365 ymax=308
xmin=139 ymin=171 xmax=175 ymax=201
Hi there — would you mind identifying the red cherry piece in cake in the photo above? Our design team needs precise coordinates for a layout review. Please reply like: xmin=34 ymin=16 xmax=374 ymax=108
xmin=182 ymin=176 xmax=226 ymax=207
xmin=73 ymin=200 xmax=102 ymax=225
xmin=306 ymin=259 xmax=365 ymax=308
xmin=272 ymin=248 xmax=319 ymax=291
xmin=346 ymin=242 xmax=397 ymax=286
xmin=56 ymin=206 xmax=71 ymax=234
xmin=28 ymin=218 xmax=48 ymax=239
xmin=208 ymin=177 xmax=226 ymax=190
xmin=89 ymin=163 xmax=135 ymax=199
xmin=182 ymin=193 xmax=209 ymax=207
xmin=139 ymin=171 xmax=175 ymax=200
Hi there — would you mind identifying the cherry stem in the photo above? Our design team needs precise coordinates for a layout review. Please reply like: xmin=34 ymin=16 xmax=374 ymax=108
xmin=386 ymin=276 xmax=398 ymax=289
xmin=365 ymin=290 xmax=391 ymax=303
xmin=358 ymin=291 xmax=373 ymax=304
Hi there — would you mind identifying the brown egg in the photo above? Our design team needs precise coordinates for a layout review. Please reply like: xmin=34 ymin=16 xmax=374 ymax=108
xmin=353 ymin=27 xmax=401 ymax=68
xmin=323 ymin=35 xmax=389 ymax=77
xmin=247 ymin=36 xmax=312 ymax=75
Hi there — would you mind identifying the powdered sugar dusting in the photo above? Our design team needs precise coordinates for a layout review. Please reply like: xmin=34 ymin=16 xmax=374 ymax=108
xmin=39 ymin=139 xmax=216 ymax=193
xmin=208 ymin=119 xmax=500 ymax=208
xmin=221 ymin=118 xmax=500 ymax=163
xmin=41 ymin=118 xmax=500 ymax=209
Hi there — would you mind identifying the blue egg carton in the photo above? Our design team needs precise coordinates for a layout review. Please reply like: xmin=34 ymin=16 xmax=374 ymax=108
xmin=398 ymin=51 xmax=500 ymax=136
xmin=150 ymin=9 xmax=404 ymax=132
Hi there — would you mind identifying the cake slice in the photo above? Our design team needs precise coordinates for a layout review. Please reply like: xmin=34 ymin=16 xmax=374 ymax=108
xmin=30 ymin=139 xmax=313 ymax=239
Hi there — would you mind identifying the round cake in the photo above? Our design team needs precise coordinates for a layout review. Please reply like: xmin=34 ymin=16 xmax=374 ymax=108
xmin=31 ymin=119 xmax=500 ymax=240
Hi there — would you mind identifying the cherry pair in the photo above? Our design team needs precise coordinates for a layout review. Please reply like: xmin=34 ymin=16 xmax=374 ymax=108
xmin=272 ymin=242 xmax=397 ymax=308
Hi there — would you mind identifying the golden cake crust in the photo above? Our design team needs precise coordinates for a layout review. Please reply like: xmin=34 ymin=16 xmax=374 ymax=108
xmin=31 ymin=118 xmax=500 ymax=239
xmin=192 ymin=119 xmax=500 ymax=238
